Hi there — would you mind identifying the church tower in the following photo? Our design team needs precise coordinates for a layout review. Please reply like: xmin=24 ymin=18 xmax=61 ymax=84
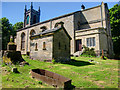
xmin=23 ymin=2 xmax=40 ymax=27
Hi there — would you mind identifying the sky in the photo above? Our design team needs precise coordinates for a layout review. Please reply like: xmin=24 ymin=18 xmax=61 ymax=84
xmin=2 ymin=2 xmax=118 ymax=25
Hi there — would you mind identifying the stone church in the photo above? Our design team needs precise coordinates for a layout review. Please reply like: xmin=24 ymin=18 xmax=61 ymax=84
xmin=15 ymin=2 xmax=114 ymax=59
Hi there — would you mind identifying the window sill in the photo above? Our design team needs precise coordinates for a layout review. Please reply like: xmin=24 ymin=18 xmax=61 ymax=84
xmin=21 ymin=49 xmax=25 ymax=51
xmin=87 ymin=46 xmax=95 ymax=47
xmin=43 ymin=48 xmax=46 ymax=50
xmin=35 ymin=49 xmax=38 ymax=51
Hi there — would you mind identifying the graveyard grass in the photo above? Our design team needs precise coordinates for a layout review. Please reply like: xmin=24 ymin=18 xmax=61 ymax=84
xmin=2 ymin=56 xmax=118 ymax=88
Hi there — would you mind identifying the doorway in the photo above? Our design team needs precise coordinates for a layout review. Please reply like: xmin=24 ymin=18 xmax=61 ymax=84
xmin=75 ymin=39 xmax=82 ymax=52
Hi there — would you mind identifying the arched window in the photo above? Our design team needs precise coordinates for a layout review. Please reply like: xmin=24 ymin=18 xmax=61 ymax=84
xmin=54 ymin=23 xmax=58 ymax=28
xmin=21 ymin=32 xmax=25 ymax=50
xmin=30 ymin=30 xmax=36 ymax=36
xmin=33 ymin=15 xmax=36 ymax=24
xmin=40 ymin=26 xmax=47 ymax=32
xmin=54 ymin=21 xmax=64 ymax=28
xmin=26 ymin=15 xmax=29 ymax=25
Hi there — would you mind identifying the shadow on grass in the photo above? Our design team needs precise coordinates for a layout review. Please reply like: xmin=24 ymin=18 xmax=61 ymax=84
xmin=62 ymin=59 xmax=95 ymax=67
xmin=65 ymin=84 xmax=76 ymax=90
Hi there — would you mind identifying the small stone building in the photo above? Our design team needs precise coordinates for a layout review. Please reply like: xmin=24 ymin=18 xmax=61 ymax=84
xmin=30 ymin=22 xmax=71 ymax=61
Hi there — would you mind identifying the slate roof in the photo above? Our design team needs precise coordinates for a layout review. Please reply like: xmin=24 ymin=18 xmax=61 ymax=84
xmin=30 ymin=27 xmax=71 ymax=40
xmin=17 ymin=4 xmax=102 ymax=32
xmin=31 ymin=27 xmax=61 ymax=37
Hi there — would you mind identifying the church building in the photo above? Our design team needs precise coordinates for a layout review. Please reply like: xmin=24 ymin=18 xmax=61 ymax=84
xmin=15 ymin=2 xmax=114 ymax=59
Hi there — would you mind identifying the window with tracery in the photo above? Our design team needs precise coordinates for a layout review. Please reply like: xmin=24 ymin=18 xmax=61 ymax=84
xmin=21 ymin=32 xmax=25 ymax=50
xmin=30 ymin=30 xmax=36 ymax=36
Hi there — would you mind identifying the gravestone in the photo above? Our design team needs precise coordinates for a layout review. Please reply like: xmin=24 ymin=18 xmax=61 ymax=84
xmin=3 ymin=35 xmax=25 ymax=64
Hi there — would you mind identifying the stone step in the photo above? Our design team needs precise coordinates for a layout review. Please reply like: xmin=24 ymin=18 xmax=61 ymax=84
xmin=73 ymin=51 xmax=83 ymax=57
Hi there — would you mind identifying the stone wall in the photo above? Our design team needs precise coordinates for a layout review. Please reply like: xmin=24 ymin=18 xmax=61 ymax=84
xmin=77 ymin=6 xmax=102 ymax=30
xmin=51 ymin=15 xmax=74 ymax=54
xmin=16 ymin=14 xmax=74 ymax=55
xmin=16 ymin=29 xmax=28 ymax=55
xmin=53 ymin=29 xmax=70 ymax=62
xmin=74 ymin=2 xmax=114 ymax=57
xmin=15 ymin=2 xmax=113 ymax=58
xmin=30 ymin=35 xmax=53 ymax=60
xmin=75 ymin=28 xmax=100 ymax=52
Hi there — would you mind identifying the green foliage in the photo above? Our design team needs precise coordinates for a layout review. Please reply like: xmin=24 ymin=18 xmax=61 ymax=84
xmin=104 ymin=56 xmax=108 ymax=60
xmin=10 ymin=38 xmax=13 ymax=42
xmin=81 ymin=45 xmax=96 ymax=57
xmin=52 ymin=59 xmax=56 ymax=64
xmin=101 ymin=55 xmax=108 ymax=60
xmin=38 ymin=81 xmax=42 ymax=85
xmin=2 ymin=62 xmax=6 ymax=67
xmin=0 ymin=17 xmax=13 ymax=50
xmin=0 ymin=17 xmax=23 ymax=50
xmin=13 ymin=22 xmax=23 ymax=36
xmin=81 ymin=54 xmax=95 ymax=58
xmin=43 ymin=60 xmax=46 ymax=62
xmin=109 ymin=4 xmax=120 ymax=58
xmin=2 ymin=56 xmax=118 ymax=88
xmin=3 ymin=56 xmax=12 ymax=65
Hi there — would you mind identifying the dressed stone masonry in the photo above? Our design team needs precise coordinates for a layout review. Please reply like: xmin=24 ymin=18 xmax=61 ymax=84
xmin=30 ymin=22 xmax=71 ymax=61
xmin=15 ymin=2 xmax=114 ymax=59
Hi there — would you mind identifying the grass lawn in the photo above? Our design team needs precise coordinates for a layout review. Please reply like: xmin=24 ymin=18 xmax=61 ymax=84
xmin=2 ymin=56 xmax=119 ymax=88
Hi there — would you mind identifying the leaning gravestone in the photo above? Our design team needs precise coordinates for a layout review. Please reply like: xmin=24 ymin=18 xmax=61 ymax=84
xmin=3 ymin=36 xmax=25 ymax=64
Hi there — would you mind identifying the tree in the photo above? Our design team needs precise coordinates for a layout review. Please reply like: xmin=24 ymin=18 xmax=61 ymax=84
xmin=0 ymin=17 xmax=13 ymax=50
xmin=0 ymin=17 xmax=23 ymax=50
xmin=13 ymin=22 xmax=23 ymax=36
xmin=109 ymin=4 xmax=120 ymax=58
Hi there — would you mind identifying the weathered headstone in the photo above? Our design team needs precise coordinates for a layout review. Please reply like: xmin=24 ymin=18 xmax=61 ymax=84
xmin=3 ymin=35 xmax=26 ymax=64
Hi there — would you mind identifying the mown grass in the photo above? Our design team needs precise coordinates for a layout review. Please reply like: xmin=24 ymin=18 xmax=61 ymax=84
xmin=2 ymin=56 xmax=119 ymax=88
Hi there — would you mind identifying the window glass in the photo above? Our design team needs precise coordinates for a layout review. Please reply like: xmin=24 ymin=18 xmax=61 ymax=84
xmin=86 ymin=37 xmax=95 ymax=47
xmin=30 ymin=30 xmax=36 ymax=36
xmin=87 ymin=38 xmax=89 ymax=46
xmin=93 ymin=37 xmax=95 ymax=46
xmin=35 ymin=43 xmax=38 ymax=51
xmin=26 ymin=15 xmax=29 ymax=25
xmin=43 ymin=42 xmax=46 ymax=50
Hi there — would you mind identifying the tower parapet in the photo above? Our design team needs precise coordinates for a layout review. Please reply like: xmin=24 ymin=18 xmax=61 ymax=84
xmin=23 ymin=2 xmax=40 ymax=28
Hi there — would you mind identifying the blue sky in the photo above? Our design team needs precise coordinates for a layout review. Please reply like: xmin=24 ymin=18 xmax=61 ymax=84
xmin=2 ymin=2 xmax=118 ymax=25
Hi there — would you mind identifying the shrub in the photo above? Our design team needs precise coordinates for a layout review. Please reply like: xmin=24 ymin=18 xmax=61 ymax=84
xmin=38 ymin=81 xmax=42 ymax=85
xmin=3 ymin=56 xmax=12 ymax=65
xmin=104 ymin=56 xmax=108 ymax=60
xmin=101 ymin=56 xmax=108 ymax=60
xmin=52 ymin=59 xmax=56 ymax=64
xmin=81 ymin=45 xmax=96 ymax=57
xmin=2 ymin=63 xmax=6 ymax=67
xmin=43 ymin=60 xmax=46 ymax=62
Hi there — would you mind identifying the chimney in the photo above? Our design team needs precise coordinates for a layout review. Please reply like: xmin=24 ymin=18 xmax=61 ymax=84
xmin=81 ymin=4 xmax=85 ymax=10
